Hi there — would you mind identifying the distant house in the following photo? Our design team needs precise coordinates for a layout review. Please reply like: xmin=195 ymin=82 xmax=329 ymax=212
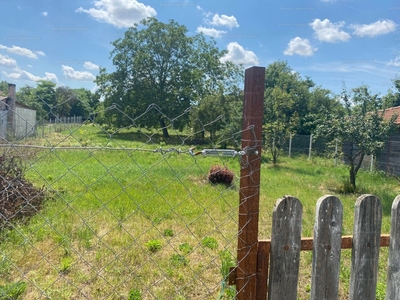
xmin=0 ymin=84 xmax=37 ymax=140
xmin=379 ymin=106 xmax=400 ymax=126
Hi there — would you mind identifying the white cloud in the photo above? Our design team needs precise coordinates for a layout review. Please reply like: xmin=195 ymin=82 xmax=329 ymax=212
xmin=0 ymin=45 xmax=44 ymax=59
xmin=27 ymin=64 xmax=32 ymax=68
xmin=388 ymin=55 xmax=400 ymax=67
xmin=196 ymin=26 xmax=226 ymax=38
xmin=220 ymin=42 xmax=258 ymax=67
xmin=62 ymin=65 xmax=96 ymax=81
xmin=284 ymin=37 xmax=317 ymax=56
xmin=45 ymin=72 xmax=58 ymax=82
xmin=42 ymin=12 xmax=48 ymax=16
xmin=196 ymin=5 xmax=202 ymax=11
xmin=0 ymin=54 xmax=17 ymax=68
xmin=2 ymin=69 xmax=58 ymax=82
xmin=310 ymin=18 xmax=351 ymax=42
xmin=208 ymin=14 xmax=239 ymax=29
xmin=350 ymin=20 xmax=397 ymax=37
xmin=36 ymin=50 xmax=46 ymax=57
xmin=84 ymin=61 xmax=100 ymax=70
xmin=76 ymin=0 xmax=157 ymax=28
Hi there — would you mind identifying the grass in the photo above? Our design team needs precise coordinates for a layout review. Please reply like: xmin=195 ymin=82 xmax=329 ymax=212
xmin=1 ymin=124 xmax=400 ymax=299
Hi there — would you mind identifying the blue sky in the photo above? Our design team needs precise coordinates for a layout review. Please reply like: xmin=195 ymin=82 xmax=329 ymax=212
xmin=0 ymin=0 xmax=399 ymax=97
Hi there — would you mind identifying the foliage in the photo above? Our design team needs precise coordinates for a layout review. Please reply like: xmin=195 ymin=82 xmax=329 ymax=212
xmin=145 ymin=239 xmax=162 ymax=253
xmin=16 ymin=81 xmax=97 ymax=120
xmin=316 ymin=84 xmax=397 ymax=190
xmin=178 ymin=243 xmax=193 ymax=254
xmin=208 ymin=165 xmax=234 ymax=185
xmin=169 ymin=254 xmax=188 ymax=267
xmin=128 ymin=289 xmax=142 ymax=300
xmin=0 ymin=81 xmax=8 ymax=95
xmin=264 ymin=62 xmax=310 ymax=164
xmin=95 ymin=17 xmax=237 ymax=137
xmin=163 ymin=229 xmax=174 ymax=237
xmin=201 ymin=237 xmax=218 ymax=250
xmin=0 ymin=282 xmax=27 ymax=300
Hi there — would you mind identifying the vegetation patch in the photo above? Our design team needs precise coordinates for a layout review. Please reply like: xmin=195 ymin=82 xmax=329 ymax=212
xmin=0 ymin=153 xmax=45 ymax=229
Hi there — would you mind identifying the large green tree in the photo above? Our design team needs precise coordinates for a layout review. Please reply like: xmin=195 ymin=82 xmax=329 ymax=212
xmin=317 ymin=84 xmax=396 ymax=191
xmin=95 ymin=17 xmax=229 ymax=137
xmin=263 ymin=61 xmax=314 ymax=163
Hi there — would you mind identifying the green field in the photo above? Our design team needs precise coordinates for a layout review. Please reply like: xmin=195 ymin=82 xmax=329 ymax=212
xmin=1 ymin=125 xmax=399 ymax=299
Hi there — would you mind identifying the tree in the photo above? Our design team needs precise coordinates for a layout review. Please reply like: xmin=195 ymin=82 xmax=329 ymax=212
xmin=263 ymin=61 xmax=314 ymax=163
xmin=95 ymin=17 xmax=229 ymax=137
xmin=34 ymin=80 xmax=57 ymax=116
xmin=317 ymin=84 xmax=396 ymax=191
xmin=0 ymin=81 xmax=8 ymax=96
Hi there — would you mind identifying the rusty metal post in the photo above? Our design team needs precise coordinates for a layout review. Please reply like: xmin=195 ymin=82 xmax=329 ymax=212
xmin=236 ymin=66 xmax=265 ymax=299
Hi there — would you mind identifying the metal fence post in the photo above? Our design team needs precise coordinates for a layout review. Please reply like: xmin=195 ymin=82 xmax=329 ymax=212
xmin=289 ymin=133 xmax=292 ymax=158
xmin=308 ymin=134 xmax=313 ymax=160
xmin=236 ymin=66 xmax=265 ymax=299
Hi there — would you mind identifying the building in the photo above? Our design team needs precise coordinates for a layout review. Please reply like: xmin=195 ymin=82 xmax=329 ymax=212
xmin=0 ymin=84 xmax=37 ymax=140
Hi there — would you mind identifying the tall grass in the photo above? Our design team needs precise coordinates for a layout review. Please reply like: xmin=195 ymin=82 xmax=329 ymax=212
xmin=1 ymin=125 xmax=399 ymax=299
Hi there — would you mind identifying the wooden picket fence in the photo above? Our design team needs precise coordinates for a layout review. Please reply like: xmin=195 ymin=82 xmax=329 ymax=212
xmin=231 ymin=194 xmax=400 ymax=299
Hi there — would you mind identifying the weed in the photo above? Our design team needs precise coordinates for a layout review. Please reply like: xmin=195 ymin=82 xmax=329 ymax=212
xmin=59 ymin=257 xmax=73 ymax=273
xmin=202 ymin=237 xmax=218 ymax=250
xmin=169 ymin=254 xmax=188 ymax=267
xmin=163 ymin=229 xmax=174 ymax=237
xmin=0 ymin=281 xmax=27 ymax=300
xmin=145 ymin=240 xmax=162 ymax=253
xmin=178 ymin=243 xmax=193 ymax=254
xmin=128 ymin=289 xmax=142 ymax=300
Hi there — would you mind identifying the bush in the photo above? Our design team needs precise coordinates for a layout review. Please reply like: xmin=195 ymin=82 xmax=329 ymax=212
xmin=207 ymin=165 xmax=234 ymax=185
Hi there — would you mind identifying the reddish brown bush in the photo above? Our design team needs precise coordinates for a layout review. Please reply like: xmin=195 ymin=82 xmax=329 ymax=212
xmin=207 ymin=165 xmax=234 ymax=185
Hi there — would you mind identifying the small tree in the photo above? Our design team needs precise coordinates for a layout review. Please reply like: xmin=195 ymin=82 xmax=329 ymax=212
xmin=317 ymin=84 xmax=397 ymax=191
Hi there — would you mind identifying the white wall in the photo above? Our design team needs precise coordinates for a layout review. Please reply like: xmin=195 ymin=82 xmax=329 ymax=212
xmin=15 ymin=107 xmax=36 ymax=138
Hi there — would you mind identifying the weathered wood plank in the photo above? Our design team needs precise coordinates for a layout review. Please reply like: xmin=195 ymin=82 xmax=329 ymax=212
xmin=311 ymin=195 xmax=343 ymax=300
xmin=386 ymin=195 xmax=400 ymax=300
xmin=349 ymin=194 xmax=382 ymax=300
xmin=268 ymin=196 xmax=302 ymax=300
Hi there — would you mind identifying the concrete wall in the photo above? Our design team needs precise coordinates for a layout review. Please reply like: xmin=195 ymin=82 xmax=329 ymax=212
xmin=15 ymin=107 xmax=36 ymax=138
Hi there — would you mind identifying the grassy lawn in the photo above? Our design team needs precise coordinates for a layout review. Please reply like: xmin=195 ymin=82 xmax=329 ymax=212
xmin=1 ymin=124 xmax=399 ymax=299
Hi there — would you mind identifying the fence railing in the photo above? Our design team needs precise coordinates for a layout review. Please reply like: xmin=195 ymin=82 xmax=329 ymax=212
xmin=229 ymin=194 xmax=398 ymax=299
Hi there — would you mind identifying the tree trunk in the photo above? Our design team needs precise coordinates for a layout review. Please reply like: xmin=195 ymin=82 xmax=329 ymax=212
xmin=349 ymin=163 xmax=356 ymax=191
xmin=349 ymin=152 xmax=365 ymax=191
xmin=159 ymin=117 xmax=170 ymax=138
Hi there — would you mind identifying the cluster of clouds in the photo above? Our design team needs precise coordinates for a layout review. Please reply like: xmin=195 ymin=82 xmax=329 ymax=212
xmin=284 ymin=19 xmax=397 ymax=57
xmin=75 ymin=0 xmax=258 ymax=67
xmin=195 ymin=6 xmax=258 ymax=66
xmin=0 ymin=43 xmax=99 ymax=83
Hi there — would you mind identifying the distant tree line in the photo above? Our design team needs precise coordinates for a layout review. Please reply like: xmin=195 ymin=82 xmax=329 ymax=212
xmin=0 ymin=80 xmax=100 ymax=120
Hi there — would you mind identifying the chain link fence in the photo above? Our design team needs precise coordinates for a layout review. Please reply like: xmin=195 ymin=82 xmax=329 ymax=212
xmin=2 ymin=84 xmax=400 ymax=299
xmin=0 ymin=92 xmax=249 ymax=299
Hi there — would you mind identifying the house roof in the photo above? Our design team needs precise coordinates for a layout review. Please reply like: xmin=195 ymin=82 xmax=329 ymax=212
xmin=0 ymin=97 xmax=36 ymax=110
xmin=379 ymin=106 xmax=400 ymax=125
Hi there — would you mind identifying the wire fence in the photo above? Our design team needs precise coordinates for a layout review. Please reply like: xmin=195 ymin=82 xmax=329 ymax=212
xmin=0 ymin=91 xmax=251 ymax=299
xmin=2 ymin=79 xmax=400 ymax=299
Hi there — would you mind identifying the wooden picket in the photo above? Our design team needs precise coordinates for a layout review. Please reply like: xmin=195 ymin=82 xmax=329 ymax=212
xmin=311 ymin=195 xmax=343 ymax=299
xmin=231 ymin=194 xmax=399 ymax=299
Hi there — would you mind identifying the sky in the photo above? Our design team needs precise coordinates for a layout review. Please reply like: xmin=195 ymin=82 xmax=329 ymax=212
xmin=0 ymin=0 xmax=399 ymax=98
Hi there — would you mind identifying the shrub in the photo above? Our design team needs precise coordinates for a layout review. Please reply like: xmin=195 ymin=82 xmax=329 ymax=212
xmin=207 ymin=165 xmax=234 ymax=185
